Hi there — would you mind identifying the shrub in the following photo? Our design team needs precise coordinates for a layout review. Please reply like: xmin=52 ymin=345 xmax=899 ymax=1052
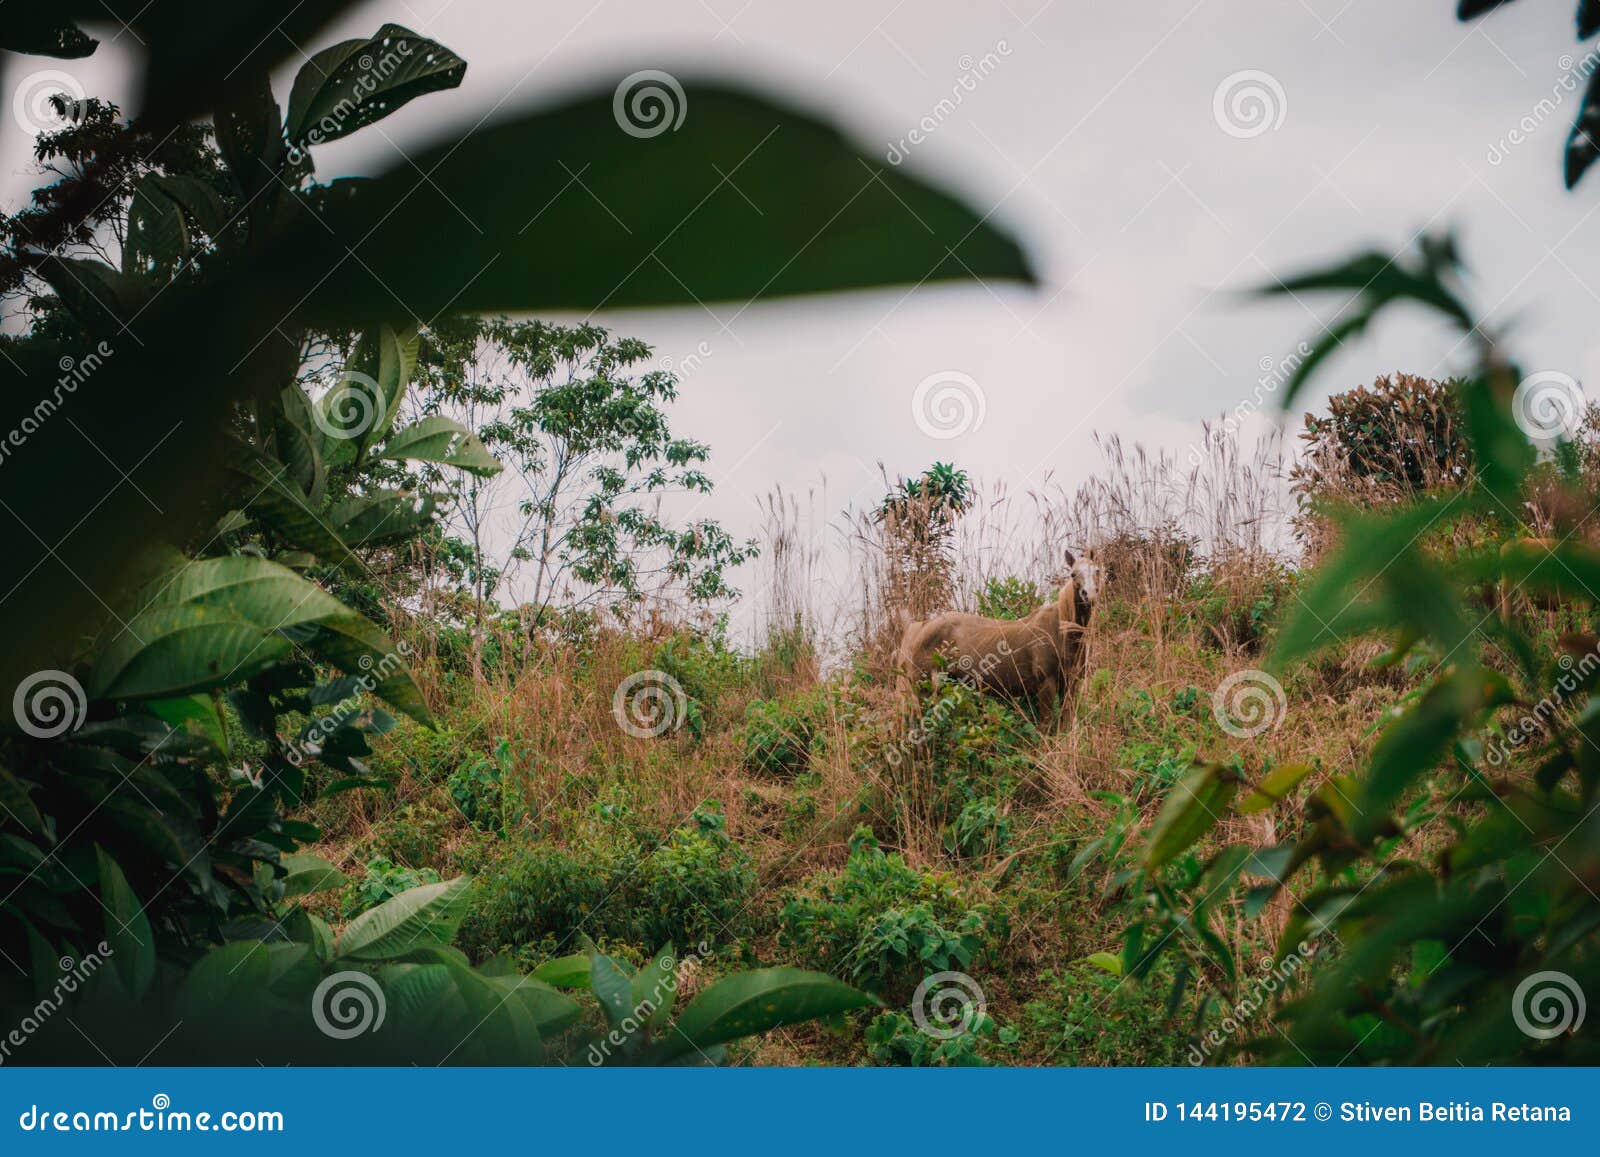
xmin=369 ymin=798 xmax=456 ymax=869
xmin=342 ymin=857 xmax=442 ymax=919
xmin=975 ymin=575 xmax=1043 ymax=620
xmin=447 ymin=739 xmax=512 ymax=831
xmin=740 ymin=686 xmax=828 ymax=775
xmin=457 ymin=803 xmax=754 ymax=964
xmin=864 ymin=1007 xmax=1016 ymax=1066
xmin=779 ymin=827 xmax=992 ymax=998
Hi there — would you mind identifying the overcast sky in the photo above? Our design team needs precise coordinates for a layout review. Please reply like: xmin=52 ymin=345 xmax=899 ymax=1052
xmin=9 ymin=0 xmax=1600 ymax=615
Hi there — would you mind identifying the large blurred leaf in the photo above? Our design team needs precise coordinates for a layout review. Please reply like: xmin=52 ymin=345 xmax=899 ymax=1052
xmin=0 ymin=17 xmax=98 ymax=57
xmin=268 ymin=83 xmax=1034 ymax=323
xmin=1144 ymin=763 xmax=1242 ymax=868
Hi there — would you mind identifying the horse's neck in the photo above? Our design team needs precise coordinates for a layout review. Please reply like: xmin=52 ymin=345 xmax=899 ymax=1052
xmin=1055 ymin=580 xmax=1079 ymax=625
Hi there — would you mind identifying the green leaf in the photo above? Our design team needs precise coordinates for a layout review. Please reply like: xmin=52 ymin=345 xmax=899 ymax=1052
xmin=279 ymin=852 xmax=348 ymax=898
xmin=377 ymin=416 xmax=501 ymax=476
xmin=590 ymin=953 xmax=635 ymax=1032
xmin=0 ymin=18 xmax=98 ymax=57
xmin=285 ymin=25 xmax=466 ymax=150
xmin=147 ymin=175 xmax=231 ymax=239
xmin=89 ymin=602 xmax=291 ymax=700
xmin=123 ymin=178 xmax=191 ymax=283
xmin=145 ymin=693 xmax=229 ymax=755
xmin=646 ymin=968 xmax=878 ymax=1064
xmin=226 ymin=451 xmax=359 ymax=569
xmin=34 ymin=255 xmax=141 ymax=331
xmin=329 ymin=490 xmax=438 ymax=548
xmin=97 ymin=848 xmax=155 ymax=1000
xmin=633 ymin=944 xmax=677 ymax=1031
xmin=131 ymin=554 xmax=432 ymax=726
xmin=270 ymin=84 xmax=1034 ymax=324
xmin=318 ymin=324 xmax=416 ymax=464
xmin=1084 ymin=951 xmax=1124 ymax=976
xmin=531 ymin=953 xmax=593 ymax=990
xmin=335 ymin=876 xmax=473 ymax=961
xmin=1238 ymin=762 xmax=1317 ymax=815
xmin=1144 ymin=763 xmax=1242 ymax=869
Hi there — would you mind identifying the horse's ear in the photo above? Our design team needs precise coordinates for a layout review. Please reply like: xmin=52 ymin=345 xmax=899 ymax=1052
xmin=1063 ymin=548 xmax=1076 ymax=568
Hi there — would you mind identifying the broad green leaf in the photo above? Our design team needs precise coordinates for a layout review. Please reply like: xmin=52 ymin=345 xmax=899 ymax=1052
xmin=280 ymin=852 xmax=348 ymax=898
xmin=89 ymin=602 xmax=291 ymax=700
xmin=633 ymin=945 xmax=677 ymax=1031
xmin=145 ymin=693 xmax=229 ymax=755
xmin=226 ymin=451 xmax=359 ymax=568
xmin=531 ymin=953 xmax=593 ymax=989
xmin=335 ymin=876 xmax=473 ymax=961
xmin=147 ymin=174 xmax=231 ymax=239
xmin=647 ymin=968 xmax=877 ymax=1064
xmin=97 ymin=848 xmax=155 ymax=1000
xmin=0 ymin=17 xmax=97 ymax=57
xmin=276 ymin=385 xmax=328 ymax=505
xmin=329 ymin=490 xmax=438 ymax=548
xmin=1238 ymin=763 xmax=1316 ymax=815
xmin=270 ymin=85 xmax=1034 ymax=324
xmin=377 ymin=416 xmax=501 ymax=476
xmin=285 ymin=25 xmax=466 ymax=150
xmin=1144 ymin=763 xmax=1242 ymax=869
xmin=590 ymin=953 xmax=635 ymax=1032
xmin=34 ymin=255 xmax=141 ymax=330
xmin=133 ymin=554 xmax=432 ymax=726
xmin=123 ymin=179 xmax=191 ymax=283
xmin=1085 ymin=951 xmax=1123 ymax=976
xmin=483 ymin=973 xmax=584 ymax=1037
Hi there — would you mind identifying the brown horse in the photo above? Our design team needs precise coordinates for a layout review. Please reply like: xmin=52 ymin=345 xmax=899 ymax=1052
xmin=896 ymin=548 xmax=1102 ymax=729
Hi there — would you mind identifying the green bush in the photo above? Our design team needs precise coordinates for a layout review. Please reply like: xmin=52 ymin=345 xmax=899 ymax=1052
xmin=864 ymin=1007 xmax=1016 ymax=1066
xmin=448 ymin=738 xmax=514 ymax=831
xmin=457 ymin=803 xmax=754 ymax=964
xmin=1018 ymin=962 xmax=1195 ymax=1066
xmin=740 ymin=686 xmax=828 ymax=775
xmin=369 ymin=798 xmax=456 ymax=869
xmin=779 ymin=826 xmax=992 ymax=998
xmin=975 ymin=575 xmax=1043 ymax=620
xmin=342 ymin=857 xmax=442 ymax=919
